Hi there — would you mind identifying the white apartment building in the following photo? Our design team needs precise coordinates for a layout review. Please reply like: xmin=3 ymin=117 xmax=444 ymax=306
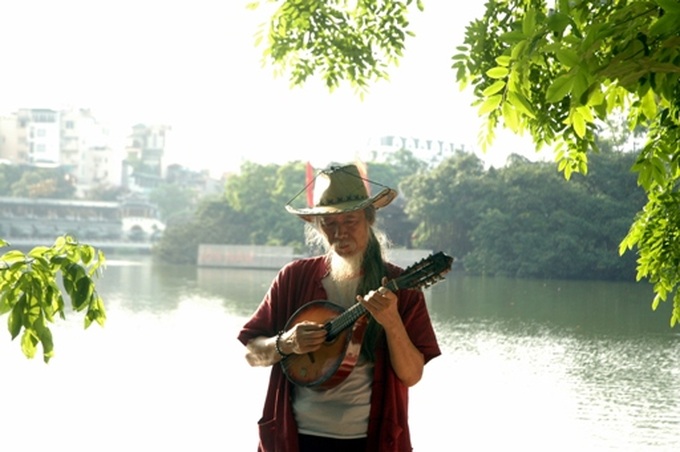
xmin=0 ymin=108 xmax=124 ymax=195
xmin=60 ymin=108 xmax=121 ymax=195
xmin=4 ymin=108 xmax=62 ymax=164
xmin=122 ymin=124 xmax=172 ymax=192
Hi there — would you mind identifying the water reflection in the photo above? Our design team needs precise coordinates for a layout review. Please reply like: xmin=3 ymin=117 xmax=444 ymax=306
xmin=104 ymin=258 xmax=199 ymax=312
xmin=5 ymin=257 xmax=674 ymax=451
xmin=431 ymin=272 xmax=670 ymax=335
xmin=195 ymin=266 xmax=277 ymax=316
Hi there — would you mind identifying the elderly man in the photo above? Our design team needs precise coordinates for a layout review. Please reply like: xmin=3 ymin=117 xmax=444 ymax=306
xmin=238 ymin=164 xmax=441 ymax=452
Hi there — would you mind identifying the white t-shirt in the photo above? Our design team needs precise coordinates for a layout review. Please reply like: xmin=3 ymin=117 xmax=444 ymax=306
xmin=293 ymin=275 xmax=374 ymax=439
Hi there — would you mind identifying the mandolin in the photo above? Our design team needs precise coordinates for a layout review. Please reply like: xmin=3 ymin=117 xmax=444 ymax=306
xmin=280 ymin=251 xmax=453 ymax=390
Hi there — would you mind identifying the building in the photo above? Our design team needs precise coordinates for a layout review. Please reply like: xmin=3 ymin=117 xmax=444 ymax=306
xmin=0 ymin=108 xmax=61 ymax=165
xmin=60 ymin=108 xmax=121 ymax=196
xmin=367 ymin=135 xmax=464 ymax=160
xmin=0 ymin=108 xmax=122 ymax=196
xmin=0 ymin=196 xmax=165 ymax=244
xmin=0 ymin=196 xmax=122 ymax=241
xmin=0 ymin=107 xmax=218 ymax=203
xmin=122 ymin=124 xmax=172 ymax=192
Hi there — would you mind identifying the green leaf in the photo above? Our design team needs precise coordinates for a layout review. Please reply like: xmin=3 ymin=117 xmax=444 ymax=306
xmin=2 ymin=250 xmax=26 ymax=264
xmin=507 ymin=91 xmax=537 ymax=119
xmin=478 ymin=95 xmax=503 ymax=116
xmin=486 ymin=66 xmax=509 ymax=79
xmin=73 ymin=277 xmax=92 ymax=310
xmin=85 ymin=295 xmax=107 ymax=329
xmin=26 ymin=296 xmax=41 ymax=326
xmin=28 ymin=246 xmax=50 ymax=258
xmin=482 ymin=80 xmax=506 ymax=97
xmin=571 ymin=108 xmax=587 ymax=138
xmin=500 ymin=30 xmax=526 ymax=44
xmin=640 ymin=89 xmax=658 ymax=121
xmin=554 ymin=48 xmax=580 ymax=68
xmin=35 ymin=321 xmax=54 ymax=363
xmin=522 ymin=9 xmax=537 ymax=36
xmin=546 ymin=73 xmax=575 ymax=103
xmin=576 ymin=105 xmax=595 ymax=123
xmin=20 ymin=328 xmax=38 ymax=359
xmin=510 ymin=41 xmax=528 ymax=60
xmin=586 ymin=88 xmax=605 ymax=107
xmin=657 ymin=0 xmax=680 ymax=14
xmin=650 ymin=11 xmax=680 ymax=36
xmin=571 ymin=71 xmax=591 ymax=102
xmin=8 ymin=294 xmax=25 ymax=340
xmin=502 ymin=102 xmax=521 ymax=133
xmin=495 ymin=55 xmax=511 ymax=67
xmin=0 ymin=291 xmax=13 ymax=315
xmin=546 ymin=11 xmax=571 ymax=35
xmin=79 ymin=245 xmax=94 ymax=265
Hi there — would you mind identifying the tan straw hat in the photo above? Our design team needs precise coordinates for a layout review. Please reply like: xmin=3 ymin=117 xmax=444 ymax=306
xmin=286 ymin=164 xmax=397 ymax=222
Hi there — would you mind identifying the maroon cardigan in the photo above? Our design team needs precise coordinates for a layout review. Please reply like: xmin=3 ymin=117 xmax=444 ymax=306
xmin=237 ymin=256 xmax=441 ymax=452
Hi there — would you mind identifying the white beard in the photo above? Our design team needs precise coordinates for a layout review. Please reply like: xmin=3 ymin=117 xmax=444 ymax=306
xmin=326 ymin=251 xmax=362 ymax=307
xmin=329 ymin=250 xmax=363 ymax=282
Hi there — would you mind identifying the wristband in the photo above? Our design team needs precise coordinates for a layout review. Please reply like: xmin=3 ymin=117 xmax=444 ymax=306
xmin=275 ymin=330 xmax=290 ymax=358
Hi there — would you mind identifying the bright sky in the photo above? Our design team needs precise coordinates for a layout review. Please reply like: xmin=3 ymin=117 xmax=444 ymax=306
xmin=1 ymin=0 xmax=542 ymax=175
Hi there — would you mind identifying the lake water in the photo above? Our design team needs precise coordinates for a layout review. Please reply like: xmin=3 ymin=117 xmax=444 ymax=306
xmin=1 ymin=256 xmax=679 ymax=451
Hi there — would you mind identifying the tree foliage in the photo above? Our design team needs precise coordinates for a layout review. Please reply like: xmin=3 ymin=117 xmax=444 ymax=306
xmin=0 ymin=164 xmax=76 ymax=199
xmin=154 ymin=197 xmax=253 ymax=264
xmin=402 ymin=150 xmax=488 ymax=256
xmin=154 ymin=157 xmax=427 ymax=262
xmin=154 ymin=161 xmax=310 ymax=264
xmin=248 ymin=0 xmax=422 ymax=94
xmin=452 ymin=0 xmax=680 ymax=325
xmin=154 ymin=149 xmax=643 ymax=284
xmin=402 ymin=149 xmax=645 ymax=280
xmin=148 ymin=182 xmax=196 ymax=222
xmin=224 ymin=161 xmax=309 ymax=247
xmin=0 ymin=236 xmax=106 ymax=362
xmin=252 ymin=0 xmax=680 ymax=326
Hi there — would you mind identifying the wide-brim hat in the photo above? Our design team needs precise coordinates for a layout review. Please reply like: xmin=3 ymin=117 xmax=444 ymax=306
xmin=286 ymin=164 xmax=397 ymax=222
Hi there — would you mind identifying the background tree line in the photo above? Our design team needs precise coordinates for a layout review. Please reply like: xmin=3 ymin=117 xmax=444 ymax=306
xmin=0 ymin=164 xmax=77 ymax=199
xmin=154 ymin=146 xmax=645 ymax=282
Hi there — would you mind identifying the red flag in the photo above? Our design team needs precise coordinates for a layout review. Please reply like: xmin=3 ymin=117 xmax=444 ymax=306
xmin=306 ymin=162 xmax=314 ymax=207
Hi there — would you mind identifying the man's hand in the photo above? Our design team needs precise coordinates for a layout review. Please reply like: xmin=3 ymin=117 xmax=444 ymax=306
xmin=359 ymin=277 xmax=400 ymax=329
xmin=280 ymin=321 xmax=327 ymax=355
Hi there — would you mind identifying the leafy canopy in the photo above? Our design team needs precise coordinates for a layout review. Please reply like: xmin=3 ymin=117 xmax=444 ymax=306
xmin=453 ymin=0 xmax=680 ymax=326
xmin=248 ymin=0 xmax=423 ymax=95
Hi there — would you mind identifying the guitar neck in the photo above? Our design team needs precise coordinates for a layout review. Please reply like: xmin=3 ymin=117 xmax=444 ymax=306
xmin=325 ymin=280 xmax=399 ymax=340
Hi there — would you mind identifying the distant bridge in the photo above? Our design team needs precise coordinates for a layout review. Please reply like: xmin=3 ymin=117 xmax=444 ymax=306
xmin=0 ymin=196 xmax=164 ymax=253
xmin=1 ymin=237 xmax=153 ymax=254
